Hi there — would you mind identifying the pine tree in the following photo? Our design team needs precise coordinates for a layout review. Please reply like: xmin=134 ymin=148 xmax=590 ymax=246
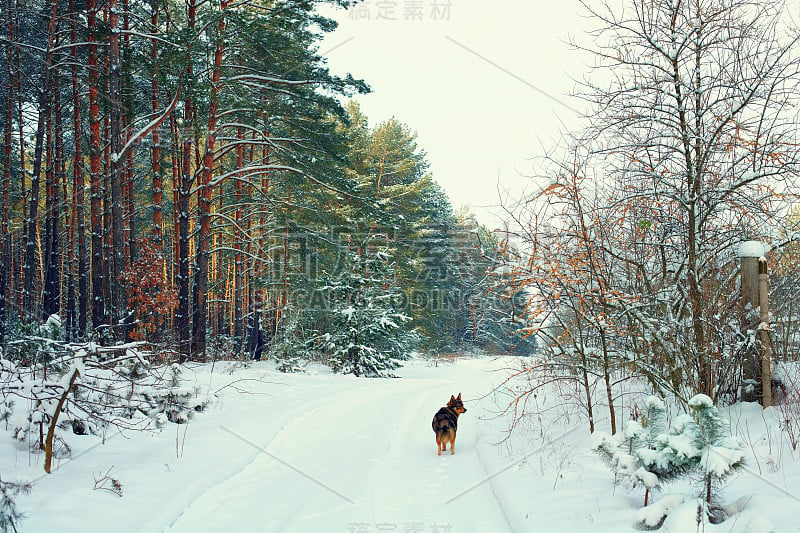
xmin=687 ymin=394 xmax=746 ymax=505
xmin=324 ymin=246 xmax=417 ymax=377
xmin=594 ymin=396 xmax=691 ymax=506
xmin=598 ymin=394 xmax=747 ymax=502
xmin=0 ymin=477 xmax=30 ymax=533
xmin=597 ymin=393 xmax=746 ymax=529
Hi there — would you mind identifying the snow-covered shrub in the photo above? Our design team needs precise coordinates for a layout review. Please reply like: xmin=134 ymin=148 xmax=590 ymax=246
xmin=0 ymin=404 xmax=10 ymax=431
xmin=1 ymin=338 xmax=210 ymax=455
xmin=275 ymin=355 xmax=307 ymax=374
xmin=0 ymin=477 xmax=31 ymax=533
xmin=137 ymin=364 xmax=208 ymax=425
xmin=39 ymin=315 xmax=61 ymax=342
xmin=634 ymin=493 xmax=688 ymax=530
xmin=268 ymin=313 xmax=313 ymax=373
xmin=2 ymin=314 xmax=63 ymax=372
xmin=774 ymin=362 xmax=800 ymax=451
xmin=205 ymin=335 xmax=238 ymax=362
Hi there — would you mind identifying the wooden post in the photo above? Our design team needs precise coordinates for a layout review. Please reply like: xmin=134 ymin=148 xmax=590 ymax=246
xmin=758 ymin=258 xmax=773 ymax=408
xmin=740 ymin=241 xmax=762 ymax=403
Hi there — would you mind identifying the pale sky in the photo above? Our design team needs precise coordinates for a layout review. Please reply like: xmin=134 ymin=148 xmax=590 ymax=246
xmin=318 ymin=1 xmax=589 ymax=228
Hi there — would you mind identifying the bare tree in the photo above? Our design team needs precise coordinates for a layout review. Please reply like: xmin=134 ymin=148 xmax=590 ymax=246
xmin=503 ymin=0 xmax=800 ymax=420
xmin=573 ymin=0 xmax=800 ymax=401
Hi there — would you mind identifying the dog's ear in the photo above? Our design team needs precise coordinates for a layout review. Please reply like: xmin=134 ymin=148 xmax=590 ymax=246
xmin=450 ymin=395 xmax=456 ymax=403
xmin=457 ymin=393 xmax=462 ymax=400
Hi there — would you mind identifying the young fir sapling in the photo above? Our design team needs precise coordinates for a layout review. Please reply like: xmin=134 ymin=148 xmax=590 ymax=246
xmin=595 ymin=394 xmax=745 ymax=519
xmin=594 ymin=396 xmax=691 ymax=506
xmin=687 ymin=394 xmax=746 ymax=505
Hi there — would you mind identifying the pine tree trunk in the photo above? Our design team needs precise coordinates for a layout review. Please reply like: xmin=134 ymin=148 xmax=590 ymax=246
xmin=57 ymin=84 xmax=72 ymax=338
xmin=176 ymin=0 xmax=196 ymax=361
xmin=150 ymin=6 xmax=163 ymax=246
xmin=148 ymin=6 xmax=166 ymax=339
xmin=102 ymin=109 xmax=111 ymax=321
xmin=0 ymin=0 xmax=12 ymax=342
xmin=215 ymin=187 xmax=225 ymax=337
xmin=24 ymin=0 xmax=60 ymax=319
xmin=23 ymin=93 xmax=47 ymax=315
xmin=168 ymin=101 xmax=180 ymax=336
xmin=87 ymin=0 xmax=105 ymax=330
xmin=108 ymin=0 xmax=126 ymax=337
xmin=122 ymin=0 xmax=135 ymax=267
xmin=53 ymin=71 xmax=64 ymax=318
xmin=177 ymin=137 xmax=192 ymax=360
xmin=15 ymin=0 xmax=25 ymax=264
xmin=42 ymin=70 xmax=61 ymax=320
xmin=43 ymin=100 xmax=53 ymax=318
xmin=65 ymin=0 xmax=78 ymax=339
xmin=70 ymin=0 xmax=87 ymax=337
xmin=233 ymin=128 xmax=244 ymax=350
xmin=192 ymin=0 xmax=227 ymax=357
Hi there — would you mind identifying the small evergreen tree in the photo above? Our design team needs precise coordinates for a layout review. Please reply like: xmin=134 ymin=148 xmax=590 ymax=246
xmin=595 ymin=394 xmax=744 ymax=525
xmin=268 ymin=310 xmax=313 ymax=373
xmin=324 ymin=247 xmax=418 ymax=377
xmin=597 ymin=394 xmax=746 ymax=527
xmin=594 ymin=397 xmax=692 ymax=506
xmin=687 ymin=394 xmax=746 ymax=505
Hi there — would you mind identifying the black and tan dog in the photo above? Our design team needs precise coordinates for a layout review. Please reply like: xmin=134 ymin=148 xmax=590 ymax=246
xmin=432 ymin=393 xmax=467 ymax=455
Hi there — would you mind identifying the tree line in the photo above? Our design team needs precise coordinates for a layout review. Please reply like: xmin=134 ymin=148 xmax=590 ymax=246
xmin=0 ymin=0 xmax=525 ymax=369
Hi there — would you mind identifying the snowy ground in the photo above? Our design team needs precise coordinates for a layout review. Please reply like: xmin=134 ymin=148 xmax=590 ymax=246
xmin=4 ymin=355 xmax=800 ymax=532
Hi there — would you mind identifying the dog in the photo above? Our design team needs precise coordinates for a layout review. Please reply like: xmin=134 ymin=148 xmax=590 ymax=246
xmin=432 ymin=393 xmax=467 ymax=455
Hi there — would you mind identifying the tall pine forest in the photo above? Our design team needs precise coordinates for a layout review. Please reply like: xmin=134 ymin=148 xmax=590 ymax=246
xmin=0 ymin=0 xmax=526 ymax=373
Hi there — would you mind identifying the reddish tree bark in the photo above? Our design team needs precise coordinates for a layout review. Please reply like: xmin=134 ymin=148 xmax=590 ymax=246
xmin=192 ymin=0 xmax=228 ymax=356
xmin=151 ymin=5 xmax=164 ymax=246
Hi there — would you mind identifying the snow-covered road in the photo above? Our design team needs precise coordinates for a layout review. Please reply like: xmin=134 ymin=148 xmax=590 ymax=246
xmin=165 ymin=358 xmax=511 ymax=532
xmin=12 ymin=355 xmax=798 ymax=532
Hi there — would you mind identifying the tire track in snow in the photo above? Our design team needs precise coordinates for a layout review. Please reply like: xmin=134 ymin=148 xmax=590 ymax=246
xmin=344 ymin=359 xmax=512 ymax=532
xmin=471 ymin=432 xmax=517 ymax=532
xmin=159 ymin=373 xmax=393 ymax=532
xmin=165 ymin=358 xmax=511 ymax=532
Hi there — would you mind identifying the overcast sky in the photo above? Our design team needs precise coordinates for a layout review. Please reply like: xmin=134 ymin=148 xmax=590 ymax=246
xmin=318 ymin=1 xmax=590 ymax=227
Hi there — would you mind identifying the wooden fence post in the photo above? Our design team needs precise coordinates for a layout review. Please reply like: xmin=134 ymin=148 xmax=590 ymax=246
xmin=739 ymin=241 xmax=773 ymax=407
xmin=758 ymin=258 xmax=773 ymax=408
xmin=740 ymin=241 xmax=762 ymax=403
